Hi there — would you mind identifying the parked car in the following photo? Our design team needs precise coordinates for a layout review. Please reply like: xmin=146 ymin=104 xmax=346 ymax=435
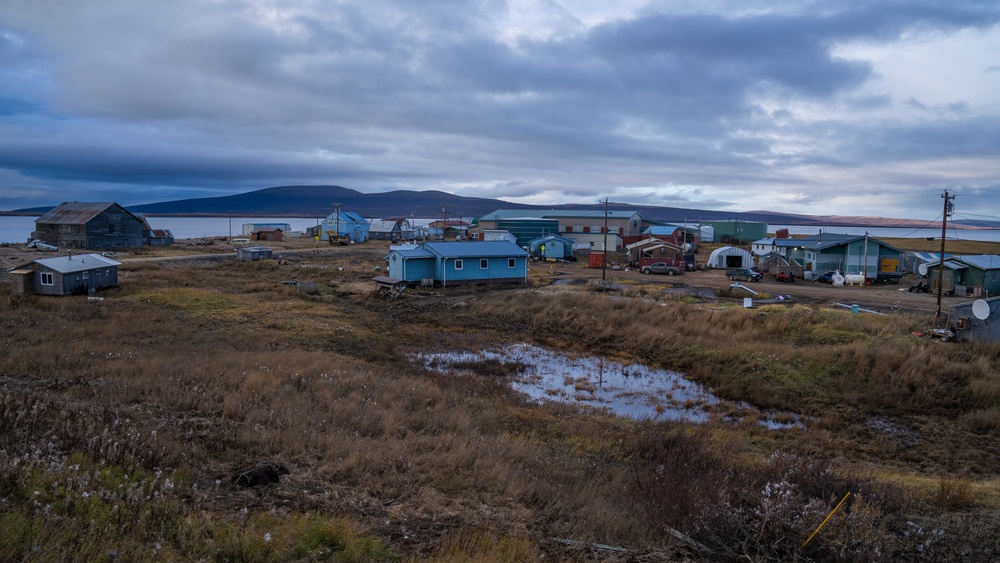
xmin=641 ymin=262 xmax=684 ymax=275
xmin=726 ymin=268 xmax=763 ymax=282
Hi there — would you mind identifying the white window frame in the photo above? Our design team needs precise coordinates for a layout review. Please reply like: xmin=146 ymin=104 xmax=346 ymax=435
xmin=40 ymin=272 xmax=54 ymax=285
xmin=454 ymin=259 xmax=464 ymax=270
xmin=508 ymin=258 xmax=516 ymax=268
xmin=83 ymin=271 xmax=89 ymax=280
xmin=480 ymin=259 xmax=489 ymax=269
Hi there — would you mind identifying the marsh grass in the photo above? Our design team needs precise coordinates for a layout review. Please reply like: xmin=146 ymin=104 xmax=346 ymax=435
xmin=3 ymin=245 xmax=1000 ymax=560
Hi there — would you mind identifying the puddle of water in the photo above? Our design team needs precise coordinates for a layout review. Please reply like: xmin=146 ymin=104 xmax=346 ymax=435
xmin=417 ymin=343 xmax=718 ymax=423
xmin=416 ymin=344 xmax=803 ymax=429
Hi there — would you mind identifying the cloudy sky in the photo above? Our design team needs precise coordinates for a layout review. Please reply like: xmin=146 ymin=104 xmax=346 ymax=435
xmin=1 ymin=0 xmax=998 ymax=221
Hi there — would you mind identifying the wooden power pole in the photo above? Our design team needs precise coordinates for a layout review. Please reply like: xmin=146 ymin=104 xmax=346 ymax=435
xmin=934 ymin=191 xmax=954 ymax=323
xmin=602 ymin=198 xmax=609 ymax=281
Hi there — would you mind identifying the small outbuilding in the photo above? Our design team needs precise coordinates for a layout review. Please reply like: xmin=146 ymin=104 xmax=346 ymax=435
xmin=527 ymin=234 xmax=574 ymax=261
xmin=949 ymin=297 xmax=1000 ymax=343
xmin=237 ymin=246 xmax=274 ymax=262
xmin=707 ymin=246 xmax=755 ymax=269
xmin=12 ymin=253 xmax=121 ymax=296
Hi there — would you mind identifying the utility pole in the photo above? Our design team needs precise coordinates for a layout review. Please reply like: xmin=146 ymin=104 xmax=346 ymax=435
xmin=935 ymin=191 xmax=954 ymax=323
xmin=442 ymin=203 xmax=449 ymax=240
xmin=332 ymin=202 xmax=342 ymax=244
xmin=602 ymin=198 xmax=609 ymax=281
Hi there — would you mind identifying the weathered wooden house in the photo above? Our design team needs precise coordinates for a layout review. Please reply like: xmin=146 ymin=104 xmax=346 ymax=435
xmin=137 ymin=215 xmax=174 ymax=246
xmin=386 ymin=241 xmax=528 ymax=286
xmin=31 ymin=202 xmax=145 ymax=250
xmin=251 ymin=228 xmax=284 ymax=242
xmin=9 ymin=253 xmax=121 ymax=296
xmin=369 ymin=219 xmax=410 ymax=241
xmin=626 ymin=237 xmax=685 ymax=269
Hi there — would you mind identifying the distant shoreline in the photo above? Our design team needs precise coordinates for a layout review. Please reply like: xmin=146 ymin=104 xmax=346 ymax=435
xmin=0 ymin=210 xmax=992 ymax=230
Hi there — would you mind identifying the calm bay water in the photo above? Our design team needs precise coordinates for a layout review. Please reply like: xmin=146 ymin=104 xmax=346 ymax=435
xmin=0 ymin=216 xmax=320 ymax=244
xmin=2 ymin=215 xmax=1000 ymax=244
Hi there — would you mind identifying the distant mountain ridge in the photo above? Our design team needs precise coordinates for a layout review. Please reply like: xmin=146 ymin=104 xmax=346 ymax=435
xmin=11 ymin=184 xmax=986 ymax=228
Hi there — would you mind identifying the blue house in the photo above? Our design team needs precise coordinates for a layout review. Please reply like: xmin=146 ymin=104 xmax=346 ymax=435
xmin=320 ymin=211 xmax=370 ymax=242
xmin=386 ymin=241 xmax=529 ymax=286
xmin=527 ymin=234 xmax=574 ymax=261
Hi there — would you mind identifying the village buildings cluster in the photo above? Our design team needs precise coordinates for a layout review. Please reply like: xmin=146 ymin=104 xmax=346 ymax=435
xmin=8 ymin=200 xmax=1000 ymax=342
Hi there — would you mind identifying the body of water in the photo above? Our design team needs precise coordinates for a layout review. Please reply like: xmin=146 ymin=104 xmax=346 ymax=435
xmin=0 ymin=215 xmax=320 ymax=244
xmin=769 ymin=224 xmax=1000 ymax=243
xmin=3 ymin=215 xmax=1000 ymax=244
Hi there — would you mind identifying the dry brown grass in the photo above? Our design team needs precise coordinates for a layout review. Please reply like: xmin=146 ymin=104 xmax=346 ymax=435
xmin=4 ymin=243 xmax=1000 ymax=560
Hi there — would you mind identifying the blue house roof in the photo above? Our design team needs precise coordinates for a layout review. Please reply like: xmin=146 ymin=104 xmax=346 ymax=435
xmin=391 ymin=249 xmax=435 ymax=259
xmin=424 ymin=241 xmax=529 ymax=258
xmin=643 ymin=226 xmax=679 ymax=236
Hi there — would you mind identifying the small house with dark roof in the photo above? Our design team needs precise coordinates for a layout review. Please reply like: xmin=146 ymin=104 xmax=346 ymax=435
xmin=31 ymin=202 xmax=145 ymax=250
xmin=251 ymin=227 xmax=284 ymax=242
xmin=137 ymin=215 xmax=174 ymax=246
xmin=10 ymin=253 xmax=121 ymax=296
xmin=385 ymin=241 xmax=529 ymax=286
xmin=369 ymin=219 xmax=410 ymax=241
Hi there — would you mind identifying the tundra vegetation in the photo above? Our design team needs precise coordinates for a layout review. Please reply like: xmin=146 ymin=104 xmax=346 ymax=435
xmin=2 ymin=239 xmax=1000 ymax=561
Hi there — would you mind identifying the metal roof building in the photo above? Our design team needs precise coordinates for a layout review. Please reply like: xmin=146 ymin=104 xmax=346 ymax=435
xmin=11 ymin=253 xmax=121 ymax=296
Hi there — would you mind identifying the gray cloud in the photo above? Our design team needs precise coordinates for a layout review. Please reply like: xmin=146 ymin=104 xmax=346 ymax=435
xmin=0 ymin=0 xmax=997 ymax=218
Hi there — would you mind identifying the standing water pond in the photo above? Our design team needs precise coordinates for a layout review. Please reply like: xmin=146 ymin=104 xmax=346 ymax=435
xmin=416 ymin=343 xmax=801 ymax=427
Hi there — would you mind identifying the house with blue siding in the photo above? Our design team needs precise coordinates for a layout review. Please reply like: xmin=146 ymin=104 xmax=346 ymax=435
xmin=385 ymin=241 xmax=528 ymax=286
xmin=320 ymin=211 xmax=370 ymax=242
xmin=528 ymin=234 xmax=574 ymax=261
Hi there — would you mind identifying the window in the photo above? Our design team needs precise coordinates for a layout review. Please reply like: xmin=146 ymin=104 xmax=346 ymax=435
xmin=454 ymin=259 xmax=463 ymax=270
xmin=83 ymin=271 xmax=89 ymax=280
xmin=108 ymin=224 xmax=117 ymax=234
xmin=480 ymin=259 xmax=489 ymax=269
xmin=508 ymin=258 xmax=516 ymax=268
xmin=40 ymin=272 xmax=54 ymax=285
xmin=61 ymin=224 xmax=72 ymax=233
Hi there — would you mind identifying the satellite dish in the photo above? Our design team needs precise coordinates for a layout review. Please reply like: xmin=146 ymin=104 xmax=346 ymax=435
xmin=972 ymin=299 xmax=991 ymax=320
xmin=918 ymin=263 xmax=929 ymax=276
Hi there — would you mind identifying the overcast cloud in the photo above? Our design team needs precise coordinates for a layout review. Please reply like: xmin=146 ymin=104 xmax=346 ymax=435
xmin=0 ymin=0 xmax=998 ymax=220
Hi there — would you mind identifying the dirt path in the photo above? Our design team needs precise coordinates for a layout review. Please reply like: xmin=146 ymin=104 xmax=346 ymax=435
xmin=542 ymin=264 xmax=968 ymax=315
